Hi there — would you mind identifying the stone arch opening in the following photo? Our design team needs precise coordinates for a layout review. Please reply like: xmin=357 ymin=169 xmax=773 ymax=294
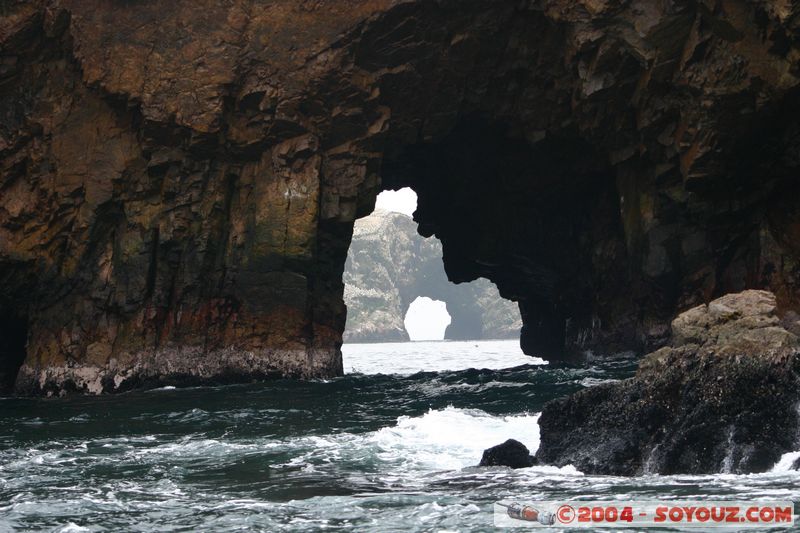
xmin=403 ymin=296 xmax=451 ymax=341
xmin=342 ymin=185 xmax=522 ymax=344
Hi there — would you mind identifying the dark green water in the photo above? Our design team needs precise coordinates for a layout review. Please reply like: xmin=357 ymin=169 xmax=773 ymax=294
xmin=1 ymin=340 xmax=798 ymax=532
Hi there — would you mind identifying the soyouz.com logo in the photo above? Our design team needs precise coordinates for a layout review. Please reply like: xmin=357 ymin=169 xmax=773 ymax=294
xmin=494 ymin=501 xmax=796 ymax=528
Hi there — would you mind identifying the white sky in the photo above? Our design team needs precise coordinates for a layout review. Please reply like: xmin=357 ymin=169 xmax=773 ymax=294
xmin=374 ymin=188 xmax=452 ymax=340
xmin=404 ymin=297 xmax=451 ymax=340
xmin=375 ymin=187 xmax=417 ymax=217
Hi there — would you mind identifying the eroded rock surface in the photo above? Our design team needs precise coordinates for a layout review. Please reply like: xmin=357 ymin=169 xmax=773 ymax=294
xmin=343 ymin=209 xmax=521 ymax=342
xmin=2 ymin=1 xmax=800 ymax=394
xmin=536 ymin=290 xmax=800 ymax=475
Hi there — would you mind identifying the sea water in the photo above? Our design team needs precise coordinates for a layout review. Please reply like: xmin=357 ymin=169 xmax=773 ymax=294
xmin=1 ymin=340 xmax=798 ymax=531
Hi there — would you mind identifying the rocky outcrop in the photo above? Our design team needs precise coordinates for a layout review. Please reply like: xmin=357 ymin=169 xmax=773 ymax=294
xmin=479 ymin=439 xmax=537 ymax=469
xmin=2 ymin=1 xmax=800 ymax=394
xmin=536 ymin=290 xmax=800 ymax=475
xmin=343 ymin=209 xmax=521 ymax=342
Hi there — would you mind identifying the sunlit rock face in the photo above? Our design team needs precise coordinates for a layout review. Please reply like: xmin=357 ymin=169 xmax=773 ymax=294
xmin=1 ymin=0 xmax=800 ymax=393
xmin=343 ymin=209 xmax=521 ymax=343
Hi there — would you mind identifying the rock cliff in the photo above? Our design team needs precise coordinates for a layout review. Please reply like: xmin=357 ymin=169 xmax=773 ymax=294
xmin=536 ymin=290 xmax=800 ymax=475
xmin=343 ymin=209 xmax=521 ymax=342
xmin=2 ymin=0 xmax=800 ymax=394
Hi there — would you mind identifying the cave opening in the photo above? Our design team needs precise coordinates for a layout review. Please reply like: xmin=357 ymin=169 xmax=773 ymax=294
xmin=378 ymin=116 xmax=624 ymax=361
xmin=0 ymin=311 xmax=28 ymax=395
xmin=403 ymin=296 xmax=451 ymax=341
xmin=341 ymin=185 xmax=522 ymax=346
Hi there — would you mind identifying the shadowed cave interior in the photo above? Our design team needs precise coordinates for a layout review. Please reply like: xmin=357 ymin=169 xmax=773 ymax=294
xmin=0 ymin=312 xmax=28 ymax=395
xmin=371 ymin=117 xmax=623 ymax=357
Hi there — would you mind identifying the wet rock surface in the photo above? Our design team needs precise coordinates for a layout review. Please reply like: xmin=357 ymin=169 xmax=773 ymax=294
xmin=479 ymin=439 xmax=537 ymax=469
xmin=2 ymin=1 xmax=800 ymax=393
xmin=536 ymin=291 xmax=800 ymax=475
xmin=343 ymin=210 xmax=521 ymax=342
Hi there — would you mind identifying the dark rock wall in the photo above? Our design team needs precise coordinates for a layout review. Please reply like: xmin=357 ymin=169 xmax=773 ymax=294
xmin=2 ymin=0 xmax=800 ymax=393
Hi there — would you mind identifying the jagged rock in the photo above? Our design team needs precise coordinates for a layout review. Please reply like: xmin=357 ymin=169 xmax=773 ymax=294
xmin=343 ymin=209 xmax=521 ymax=342
xmin=479 ymin=439 xmax=537 ymax=469
xmin=536 ymin=290 xmax=800 ymax=475
xmin=2 ymin=1 xmax=800 ymax=394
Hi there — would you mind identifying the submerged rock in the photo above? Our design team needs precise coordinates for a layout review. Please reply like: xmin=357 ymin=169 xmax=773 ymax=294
xmin=479 ymin=439 xmax=537 ymax=468
xmin=536 ymin=290 xmax=800 ymax=475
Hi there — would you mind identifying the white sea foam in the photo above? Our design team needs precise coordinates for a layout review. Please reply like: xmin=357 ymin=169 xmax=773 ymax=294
xmin=579 ymin=377 xmax=620 ymax=387
xmin=53 ymin=523 xmax=91 ymax=533
xmin=270 ymin=406 xmax=584 ymax=510
xmin=281 ymin=406 xmax=584 ymax=480
xmin=771 ymin=450 xmax=800 ymax=472
xmin=368 ymin=406 xmax=540 ymax=470
xmin=770 ymin=402 xmax=800 ymax=472
xmin=720 ymin=425 xmax=736 ymax=474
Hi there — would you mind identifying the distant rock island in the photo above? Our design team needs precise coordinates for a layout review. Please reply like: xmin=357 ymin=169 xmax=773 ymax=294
xmin=343 ymin=210 xmax=521 ymax=343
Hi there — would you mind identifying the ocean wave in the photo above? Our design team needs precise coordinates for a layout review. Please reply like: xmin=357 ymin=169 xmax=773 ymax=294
xmin=276 ymin=406 xmax=583 ymax=481
xmin=368 ymin=406 xmax=540 ymax=469
xmin=771 ymin=450 xmax=800 ymax=472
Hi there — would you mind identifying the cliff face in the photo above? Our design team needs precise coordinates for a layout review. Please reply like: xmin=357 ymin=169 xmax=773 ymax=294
xmin=1 ymin=0 xmax=800 ymax=394
xmin=343 ymin=209 xmax=521 ymax=343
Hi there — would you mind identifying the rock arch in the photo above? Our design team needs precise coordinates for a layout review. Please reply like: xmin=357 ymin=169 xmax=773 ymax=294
xmin=2 ymin=1 xmax=800 ymax=393
xmin=343 ymin=209 xmax=520 ymax=343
